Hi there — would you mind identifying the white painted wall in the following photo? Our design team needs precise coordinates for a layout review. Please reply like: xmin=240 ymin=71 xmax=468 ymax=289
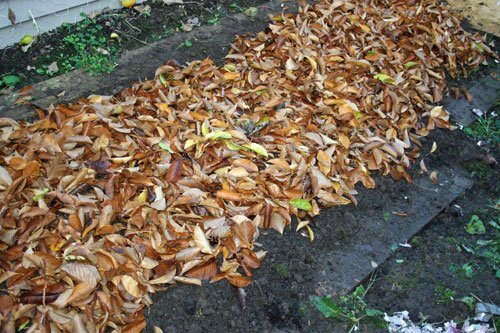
xmin=0 ymin=0 xmax=144 ymax=49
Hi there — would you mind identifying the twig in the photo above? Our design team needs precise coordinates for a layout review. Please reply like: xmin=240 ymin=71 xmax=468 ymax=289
xmin=124 ymin=20 xmax=142 ymax=34
xmin=114 ymin=29 xmax=172 ymax=50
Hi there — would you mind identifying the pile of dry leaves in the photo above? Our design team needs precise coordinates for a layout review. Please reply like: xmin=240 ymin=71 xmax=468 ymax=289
xmin=0 ymin=0 xmax=495 ymax=331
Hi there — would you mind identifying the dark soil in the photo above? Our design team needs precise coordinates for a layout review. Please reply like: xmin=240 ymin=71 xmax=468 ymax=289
xmin=364 ymin=134 xmax=500 ymax=326
xmin=0 ymin=0 xmax=270 ymax=88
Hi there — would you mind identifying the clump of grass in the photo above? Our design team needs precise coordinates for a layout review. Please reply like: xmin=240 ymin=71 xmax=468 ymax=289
xmin=434 ymin=285 xmax=457 ymax=304
xmin=463 ymin=112 xmax=499 ymax=145
xmin=463 ymin=161 xmax=492 ymax=179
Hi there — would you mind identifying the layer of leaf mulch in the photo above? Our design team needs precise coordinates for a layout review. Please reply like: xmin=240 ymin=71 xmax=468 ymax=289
xmin=0 ymin=0 xmax=496 ymax=331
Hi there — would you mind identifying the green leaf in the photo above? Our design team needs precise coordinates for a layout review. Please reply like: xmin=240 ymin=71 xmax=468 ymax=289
xmin=33 ymin=188 xmax=49 ymax=202
xmin=365 ymin=308 xmax=384 ymax=317
xmin=205 ymin=130 xmax=232 ymax=140
xmin=18 ymin=319 xmax=30 ymax=330
xmin=488 ymin=219 xmax=500 ymax=230
xmin=466 ymin=215 xmax=485 ymax=235
xmin=223 ymin=64 xmax=236 ymax=72
xmin=158 ymin=141 xmax=174 ymax=153
xmin=403 ymin=61 xmax=417 ymax=68
xmin=353 ymin=285 xmax=366 ymax=298
xmin=290 ymin=198 xmax=312 ymax=211
xmin=474 ymin=42 xmax=484 ymax=53
xmin=159 ymin=74 xmax=167 ymax=87
xmin=2 ymin=75 xmax=20 ymax=87
xmin=242 ymin=142 xmax=268 ymax=157
xmin=460 ymin=296 xmax=475 ymax=311
xmin=225 ymin=141 xmax=245 ymax=151
xmin=18 ymin=34 xmax=34 ymax=46
xmin=183 ymin=40 xmax=193 ymax=47
xmin=312 ymin=296 xmax=342 ymax=319
xmin=461 ymin=263 xmax=474 ymax=278
xmin=373 ymin=73 xmax=394 ymax=84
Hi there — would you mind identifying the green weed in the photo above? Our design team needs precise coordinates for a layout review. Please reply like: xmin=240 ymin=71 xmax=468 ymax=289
xmin=207 ymin=13 xmax=221 ymax=25
xmin=463 ymin=161 xmax=492 ymax=179
xmin=180 ymin=40 xmax=193 ymax=48
xmin=434 ymin=285 xmax=457 ymax=304
xmin=463 ymin=113 xmax=499 ymax=145
xmin=274 ymin=263 xmax=290 ymax=278
xmin=229 ymin=3 xmax=244 ymax=12
xmin=383 ymin=212 xmax=391 ymax=222
xmin=36 ymin=13 xmax=119 ymax=76
xmin=460 ymin=296 xmax=475 ymax=311
xmin=466 ymin=215 xmax=486 ymax=235
xmin=312 ymin=275 xmax=386 ymax=332
xmin=461 ymin=212 xmax=500 ymax=278
xmin=0 ymin=74 xmax=20 ymax=88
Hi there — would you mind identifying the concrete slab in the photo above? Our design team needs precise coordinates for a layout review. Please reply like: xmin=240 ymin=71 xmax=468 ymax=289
xmin=444 ymin=64 xmax=500 ymax=127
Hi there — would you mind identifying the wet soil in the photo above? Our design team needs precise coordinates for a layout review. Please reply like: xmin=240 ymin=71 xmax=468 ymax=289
xmin=0 ymin=0 xmax=270 ymax=88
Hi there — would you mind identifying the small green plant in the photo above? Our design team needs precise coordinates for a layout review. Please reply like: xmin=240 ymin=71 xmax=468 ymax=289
xmin=460 ymin=296 xmax=475 ymax=311
xmin=312 ymin=276 xmax=386 ymax=332
xmin=434 ymin=285 xmax=457 ymax=304
xmin=36 ymin=13 xmax=119 ymax=76
xmin=0 ymin=74 xmax=20 ymax=88
xmin=180 ymin=40 xmax=193 ymax=48
xmin=461 ymin=262 xmax=477 ymax=278
xmin=463 ymin=161 xmax=492 ymax=179
xmin=274 ymin=263 xmax=290 ymax=278
xmin=463 ymin=113 xmax=499 ymax=145
xmin=229 ymin=2 xmax=244 ymax=12
xmin=466 ymin=215 xmax=486 ymax=235
xmin=207 ymin=13 xmax=221 ymax=25
xmin=449 ymin=262 xmax=477 ymax=279
xmin=383 ymin=212 xmax=391 ymax=222
xmin=460 ymin=211 xmax=500 ymax=278
xmin=410 ymin=236 xmax=422 ymax=246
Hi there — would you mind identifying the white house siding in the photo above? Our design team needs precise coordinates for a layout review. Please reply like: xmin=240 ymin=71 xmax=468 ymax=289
xmin=0 ymin=0 xmax=144 ymax=49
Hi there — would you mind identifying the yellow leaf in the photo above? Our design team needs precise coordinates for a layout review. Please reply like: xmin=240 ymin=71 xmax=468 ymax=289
xmin=193 ymin=225 xmax=213 ymax=254
xmin=137 ymin=190 xmax=147 ymax=203
xmin=121 ymin=0 xmax=136 ymax=8
xmin=184 ymin=139 xmax=198 ymax=150
xmin=243 ymin=143 xmax=268 ymax=157
xmin=305 ymin=225 xmax=315 ymax=242
xmin=121 ymin=275 xmax=142 ymax=298
xmin=339 ymin=134 xmax=350 ymax=149
xmin=224 ymin=72 xmax=240 ymax=80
